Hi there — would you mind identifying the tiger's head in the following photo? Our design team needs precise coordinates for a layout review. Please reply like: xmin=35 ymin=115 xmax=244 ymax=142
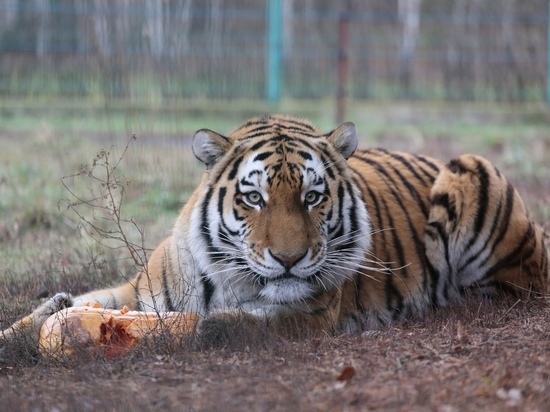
xmin=187 ymin=115 xmax=371 ymax=309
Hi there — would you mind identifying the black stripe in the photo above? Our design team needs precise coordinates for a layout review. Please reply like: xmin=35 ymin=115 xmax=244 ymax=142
xmin=483 ymin=223 xmax=537 ymax=280
xmin=460 ymin=182 xmax=512 ymax=273
xmin=461 ymin=159 xmax=490 ymax=253
xmin=237 ymin=124 xmax=272 ymax=136
xmin=249 ymin=133 xmax=314 ymax=154
xmin=253 ymin=151 xmax=273 ymax=162
xmin=416 ymin=155 xmax=441 ymax=174
xmin=414 ymin=161 xmax=439 ymax=184
xmin=425 ymin=256 xmax=441 ymax=306
xmin=135 ymin=271 xmax=143 ymax=310
xmin=321 ymin=153 xmax=336 ymax=179
xmin=161 ymin=256 xmax=175 ymax=311
xmin=217 ymin=187 xmax=227 ymax=217
xmin=201 ymin=187 xmax=230 ymax=263
xmin=328 ymin=182 xmax=346 ymax=236
xmin=214 ymin=187 xmax=239 ymax=257
xmin=218 ymin=187 xmax=240 ymax=236
xmin=431 ymin=193 xmax=457 ymax=224
xmin=283 ymin=118 xmax=316 ymax=131
xmin=472 ymin=160 xmax=490 ymax=235
xmin=286 ymin=126 xmax=318 ymax=135
xmin=384 ymin=275 xmax=404 ymax=320
xmin=249 ymin=137 xmax=274 ymax=153
xmin=386 ymin=151 xmax=429 ymax=186
xmin=243 ymin=130 xmax=277 ymax=140
xmin=457 ymin=198 xmax=503 ymax=275
xmin=295 ymin=135 xmax=325 ymax=154
xmin=232 ymin=119 xmax=264 ymax=133
xmin=387 ymin=162 xmax=430 ymax=218
xmin=487 ymin=182 xmax=515 ymax=250
xmin=200 ymin=188 xmax=215 ymax=247
xmin=233 ymin=117 xmax=278 ymax=134
xmin=243 ymin=116 xmax=316 ymax=133
xmin=227 ymin=156 xmax=244 ymax=180
xmin=334 ymin=181 xmax=360 ymax=252
xmin=354 ymin=272 xmax=364 ymax=318
xmin=540 ymin=237 xmax=549 ymax=275
xmin=365 ymin=187 xmax=388 ymax=261
xmin=353 ymin=155 xmax=425 ymax=266
xmin=425 ymin=220 xmax=452 ymax=300
xmin=201 ymin=273 xmax=215 ymax=312
xmin=110 ymin=294 xmax=119 ymax=310
xmin=426 ymin=221 xmax=451 ymax=270
xmin=346 ymin=180 xmax=359 ymax=236
xmin=381 ymin=197 xmax=407 ymax=272
xmin=350 ymin=165 xmax=388 ymax=262
xmin=447 ymin=158 xmax=469 ymax=174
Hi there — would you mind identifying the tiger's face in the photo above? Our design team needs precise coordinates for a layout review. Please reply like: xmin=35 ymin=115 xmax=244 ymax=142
xmin=190 ymin=115 xmax=371 ymax=309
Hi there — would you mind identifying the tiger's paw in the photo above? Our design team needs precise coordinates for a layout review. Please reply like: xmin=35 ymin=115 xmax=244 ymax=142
xmin=0 ymin=292 xmax=74 ymax=364
xmin=1 ymin=292 xmax=73 ymax=343
xmin=195 ymin=312 xmax=270 ymax=350
xmin=36 ymin=292 xmax=74 ymax=317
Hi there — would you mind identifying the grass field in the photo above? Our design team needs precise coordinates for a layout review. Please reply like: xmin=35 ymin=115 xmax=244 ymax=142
xmin=1 ymin=99 xmax=549 ymax=411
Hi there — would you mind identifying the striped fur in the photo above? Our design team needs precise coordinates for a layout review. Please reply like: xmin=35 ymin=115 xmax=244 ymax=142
xmin=3 ymin=115 xmax=549 ymax=341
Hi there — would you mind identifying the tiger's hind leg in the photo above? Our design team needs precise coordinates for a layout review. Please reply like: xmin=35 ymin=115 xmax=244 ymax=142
xmin=424 ymin=154 xmax=549 ymax=305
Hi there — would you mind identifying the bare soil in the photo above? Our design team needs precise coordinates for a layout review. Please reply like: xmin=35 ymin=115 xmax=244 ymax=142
xmin=1 ymin=298 xmax=550 ymax=411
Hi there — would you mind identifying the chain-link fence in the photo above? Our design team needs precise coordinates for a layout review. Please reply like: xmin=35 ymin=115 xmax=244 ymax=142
xmin=0 ymin=0 xmax=547 ymax=103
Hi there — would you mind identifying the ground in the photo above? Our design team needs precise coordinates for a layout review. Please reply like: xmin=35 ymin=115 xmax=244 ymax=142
xmin=2 ymin=299 xmax=550 ymax=411
xmin=0 ymin=101 xmax=549 ymax=411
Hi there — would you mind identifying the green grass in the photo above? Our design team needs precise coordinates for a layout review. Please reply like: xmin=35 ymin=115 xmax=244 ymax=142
xmin=2 ymin=95 xmax=549 ymax=136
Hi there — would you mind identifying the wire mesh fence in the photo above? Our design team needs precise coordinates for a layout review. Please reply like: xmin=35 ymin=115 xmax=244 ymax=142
xmin=0 ymin=0 xmax=548 ymax=103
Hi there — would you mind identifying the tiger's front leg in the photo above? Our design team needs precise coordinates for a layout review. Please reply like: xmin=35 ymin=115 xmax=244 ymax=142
xmin=196 ymin=311 xmax=268 ymax=349
xmin=1 ymin=292 xmax=73 ymax=347
xmin=196 ymin=310 xmax=335 ymax=349
xmin=1 ymin=275 xmax=141 ymax=350
xmin=197 ymin=290 xmax=342 ymax=348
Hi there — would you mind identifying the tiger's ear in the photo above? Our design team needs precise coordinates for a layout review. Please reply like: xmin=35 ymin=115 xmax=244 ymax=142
xmin=193 ymin=129 xmax=232 ymax=169
xmin=327 ymin=122 xmax=358 ymax=159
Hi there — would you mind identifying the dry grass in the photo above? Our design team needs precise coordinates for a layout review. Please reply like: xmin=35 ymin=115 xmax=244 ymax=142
xmin=2 ymin=298 xmax=550 ymax=411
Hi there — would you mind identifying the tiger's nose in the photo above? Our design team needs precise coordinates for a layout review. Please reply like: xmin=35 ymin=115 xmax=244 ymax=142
xmin=269 ymin=250 xmax=307 ymax=269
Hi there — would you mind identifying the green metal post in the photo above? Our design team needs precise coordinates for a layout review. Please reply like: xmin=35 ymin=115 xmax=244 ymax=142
xmin=267 ymin=0 xmax=282 ymax=105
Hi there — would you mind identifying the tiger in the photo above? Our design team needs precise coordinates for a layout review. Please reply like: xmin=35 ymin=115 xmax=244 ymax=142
xmin=2 ymin=114 xmax=549 ymax=345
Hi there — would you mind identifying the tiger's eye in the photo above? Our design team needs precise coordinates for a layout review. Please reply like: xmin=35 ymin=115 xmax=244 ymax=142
xmin=305 ymin=191 xmax=321 ymax=205
xmin=245 ymin=191 xmax=263 ymax=205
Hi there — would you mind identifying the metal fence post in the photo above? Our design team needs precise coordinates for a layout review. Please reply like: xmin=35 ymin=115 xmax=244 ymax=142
xmin=336 ymin=2 xmax=350 ymax=124
xmin=267 ymin=0 xmax=282 ymax=105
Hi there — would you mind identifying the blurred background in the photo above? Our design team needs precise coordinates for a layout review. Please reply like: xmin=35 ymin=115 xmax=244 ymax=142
xmin=0 ymin=1 xmax=549 ymax=298
xmin=0 ymin=1 xmax=548 ymax=115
